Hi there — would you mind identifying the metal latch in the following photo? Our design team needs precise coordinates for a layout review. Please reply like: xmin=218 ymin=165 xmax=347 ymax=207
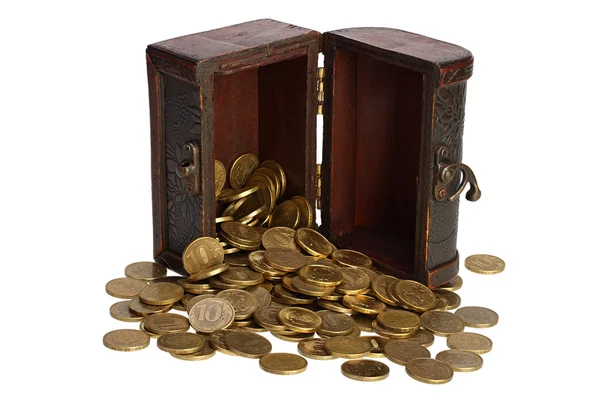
xmin=434 ymin=145 xmax=481 ymax=202
xmin=176 ymin=141 xmax=200 ymax=196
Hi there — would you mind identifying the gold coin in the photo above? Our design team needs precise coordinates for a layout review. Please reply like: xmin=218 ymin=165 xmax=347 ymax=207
xmin=109 ymin=301 xmax=145 ymax=322
xmin=240 ymin=322 xmax=268 ymax=332
xmin=245 ymin=286 xmax=271 ymax=308
xmin=273 ymin=284 xmax=315 ymax=305
xmin=103 ymin=329 xmax=150 ymax=352
xmin=171 ymin=340 xmax=216 ymax=361
xmin=432 ymin=294 xmax=449 ymax=311
xmin=259 ymin=353 xmax=308 ymax=375
xmin=290 ymin=276 xmax=336 ymax=297
xmin=397 ymin=329 xmax=435 ymax=347
xmin=185 ymin=294 xmax=215 ymax=313
xmin=376 ymin=310 xmax=421 ymax=333
xmin=253 ymin=167 xmax=281 ymax=200
xmin=332 ymin=249 xmax=372 ymax=268
xmin=209 ymin=276 xmax=246 ymax=290
xmin=372 ymin=321 xmax=418 ymax=339
xmin=139 ymin=321 xmax=161 ymax=339
xmin=260 ymin=160 xmax=287 ymax=198
xmin=259 ymin=281 xmax=273 ymax=292
xmin=455 ymin=306 xmax=498 ymax=328
xmin=465 ymin=254 xmax=505 ymax=275
xmin=316 ymin=311 xmax=355 ymax=336
xmin=447 ymin=332 xmax=493 ymax=354
xmin=216 ymin=289 xmax=258 ymax=320
xmin=297 ymin=338 xmax=336 ymax=360
xmin=224 ymin=253 xmax=251 ymax=267
xmin=361 ymin=336 xmax=390 ymax=358
xmin=264 ymin=249 xmax=306 ymax=272
xmin=177 ymin=278 xmax=211 ymax=293
xmin=144 ymin=313 xmax=190 ymax=335
xmin=341 ymin=360 xmax=390 ymax=382
xmin=221 ymin=196 xmax=249 ymax=217
xmin=371 ymin=275 xmax=402 ymax=306
xmin=294 ymin=228 xmax=332 ymax=257
xmin=225 ymin=331 xmax=272 ymax=358
xmin=183 ymin=237 xmax=225 ymax=274
xmin=231 ymin=318 xmax=255 ymax=327
xmin=269 ymin=200 xmax=300 ymax=228
xmin=336 ymin=268 xmax=371 ymax=295
xmin=156 ymin=332 xmax=205 ymax=354
xmin=406 ymin=358 xmax=453 ymax=384
xmin=219 ymin=266 xmax=264 ymax=286
xmin=278 ymin=307 xmax=322 ymax=333
xmin=215 ymin=160 xmax=227 ymax=195
xmin=209 ymin=329 xmax=238 ymax=355
xmin=316 ymin=299 xmax=353 ymax=313
xmin=150 ymin=276 xmax=182 ymax=284
xmin=352 ymin=313 xmax=375 ymax=332
xmin=261 ymin=227 xmax=302 ymax=252
xmin=383 ymin=341 xmax=431 ymax=366
xmin=105 ymin=277 xmax=148 ymax=299
xmin=254 ymin=306 xmax=287 ymax=331
xmin=291 ymin=196 xmax=314 ymax=228
xmin=434 ymin=290 xmax=461 ymax=310
xmin=138 ymin=282 xmax=184 ymax=306
xmin=421 ymin=311 xmax=465 ymax=337
xmin=221 ymin=221 xmax=262 ymax=245
xmin=188 ymin=297 xmax=235 ymax=333
xmin=436 ymin=349 xmax=483 ymax=372
xmin=342 ymin=295 xmax=386 ymax=315
xmin=272 ymin=331 xmax=314 ymax=342
xmin=229 ymin=154 xmax=260 ymax=190
xmin=435 ymin=275 xmax=463 ymax=291
xmin=393 ymin=280 xmax=436 ymax=312
xmin=219 ymin=184 xmax=261 ymax=204
xmin=215 ymin=215 xmax=234 ymax=224
xmin=124 ymin=262 xmax=167 ymax=281
xmin=310 ymin=257 xmax=340 ymax=269
xmin=248 ymin=251 xmax=287 ymax=277
xmin=298 ymin=265 xmax=342 ymax=287
xmin=319 ymin=292 xmax=343 ymax=301
xmin=188 ymin=263 xmax=230 ymax=282
xmin=324 ymin=337 xmax=370 ymax=359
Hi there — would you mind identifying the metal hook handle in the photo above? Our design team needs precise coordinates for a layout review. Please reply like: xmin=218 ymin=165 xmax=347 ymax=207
xmin=436 ymin=163 xmax=481 ymax=202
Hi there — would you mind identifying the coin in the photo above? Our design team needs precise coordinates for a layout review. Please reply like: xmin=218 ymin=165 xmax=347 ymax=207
xmin=297 ymin=338 xmax=336 ymax=360
xmin=332 ymin=249 xmax=372 ymax=268
xmin=139 ymin=321 xmax=161 ymax=339
xmin=261 ymin=227 xmax=302 ymax=252
xmin=245 ymin=286 xmax=271 ymax=308
xmin=224 ymin=252 xmax=251 ymax=267
xmin=215 ymin=160 xmax=227 ymax=194
xmin=209 ymin=276 xmax=246 ymax=290
xmin=432 ymin=294 xmax=449 ymax=311
xmin=186 ymin=294 xmax=215 ymax=313
xmin=225 ymin=331 xmax=272 ymax=358
xmin=260 ymin=160 xmax=287 ymax=197
xmin=188 ymin=298 xmax=235 ymax=333
xmin=105 ymin=277 xmax=148 ymax=299
xmin=187 ymin=263 xmax=229 ymax=282
xmin=434 ymin=290 xmax=461 ymax=310
xmin=271 ymin=331 xmax=315 ymax=342
xmin=317 ymin=311 xmax=355 ymax=336
xmin=109 ymin=301 xmax=145 ymax=322
xmin=171 ymin=340 xmax=216 ymax=361
xmin=384 ymin=341 xmax=431 ymax=365
xmin=396 ymin=329 xmax=435 ymax=347
xmin=219 ymin=266 xmax=264 ymax=286
xmin=222 ymin=196 xmax=249 ymax=217
xmin=229 ymin=154 xmax=260 ymax=189
xmin=324 ymin=337 xmax=370 ymax=359
xmin=216 ymin=289 xmax=259 ymax=320
xmin=183 ymin=237 xmax=225 ymax=274
xmin=435 ymin=275 xmax=463 ymax=291
xmin=254 ymin=167 xmax=281 ymax=200
xmin=150 ymin=276 xmax=182 ymax=284
xmin=291 ymin=196 xmax=314 ymax=228
xmin=254 ymin=306 xmax=287 ymax=331
xmin=290 ymin=276 xmax=336 ymax=297
xmin=221 ymin=221 xmax=262 ymax=246
xmin=103 ymin=329 xmax=150 ymax=352
xmin=311 ymin=258 xmax=340 ymax=269
xmin=336 ymin=268 xmax=371 ymax=295
xmin=341 ymin=360 xmax=390 ymax=382
xmin=295 ymin=228 xmax=331 ymax=257
xmin=372 ymin=321 xmax=418 ymax=339
xmin=393 ymin=280 xmax=436 ymax=312
xmin=138 ymin=282 xmax=184 ymax=306
xmin=352 ymin=313 xmax=375 ymax=332
xmin=264 ymin=249 xmax=306 ymax=272
xmin=371 ymin=275 xmax=402 ymax=306
xmin=144 ymin=313 xmax=190 ymax=335
xmin=297 ymin=265 xmax=342 ymax=287
xmin=259 ymin=353 xmax=307 ymax=375
xmin=361 ymin=336 xmax=390 ymax=358
xmin=248 ymin=251 xmax=286 ymax=277
xmin=178 ymin=278 xmax=211 ymax=292
xmin=436 ymin=349 xmax=483 ymax=372
xmin=406 ymin=358 xmax=453 ymax=384
xmin=124 ymin=262 xmax=167 ymax=281
xmin=447 ymin=332 xmax=493 ymax=354
xmin=274 ymin=284 xmax=314 ymax=305
xmin=455 ymin=306 xmax=499 ymax=328
xmin=269 ymin=200 xmax=300 ymax=228
xmin=216 ymin=215 xmax=234 ymax=224
xmin=316 ymin=299 xmax=352 ymax=314
xmin=209 ymin=329 xmax=238 ymax=355
xmin=421 ymin=311 xmax=465 ymax=337
xmin=157 ymin=332 xmax=205 ymax=354
xmin=343 ymin=295 xmax=386 ymax=315
xmin=376 ymin=310 xmax=421 ymax=333
xmin=465 ymin=254 xmax=505 ymax=275
xmin=278 ymin=307 xmax=322 ymax=333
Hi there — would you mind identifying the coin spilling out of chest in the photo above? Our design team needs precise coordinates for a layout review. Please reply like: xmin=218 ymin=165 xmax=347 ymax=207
xmin=464 ymin=254 xmax=505 ymax=275
xmin=341 ymin=360 xmax=390 ymax=382
xmin=105 ymin=277 xmax=148 ymax=299
xmin=124 ymin=262 xmax=167 ymax=281
xmin=225 ymin=331 xmax=273 ymax=358
xmin=259 ymin=353 xmax=308 ymax=375
xmin=103 ymin=329 xmax=150 ymax=352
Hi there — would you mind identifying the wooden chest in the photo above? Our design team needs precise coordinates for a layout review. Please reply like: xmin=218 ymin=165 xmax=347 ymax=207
xmin=146 ymin=19 xmax=481 ymax=288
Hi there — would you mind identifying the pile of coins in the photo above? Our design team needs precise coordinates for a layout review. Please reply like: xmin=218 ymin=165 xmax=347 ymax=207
xmin=104 ymin=154 xmax=504 ymax=383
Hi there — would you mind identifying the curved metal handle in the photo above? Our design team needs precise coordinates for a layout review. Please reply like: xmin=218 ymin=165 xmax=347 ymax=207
xmin=435 ymin=163 xmax=481 ymax=202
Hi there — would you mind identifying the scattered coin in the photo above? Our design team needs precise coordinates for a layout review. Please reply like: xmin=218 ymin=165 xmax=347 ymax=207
xmin=209 ymin=329 xmax=238 ymax=355
xmin=436 ymin=349 xmax=483 ymax=372
xmin=465 ymin=254 xmax=505 ymax=275
xmin=393 ymin=280 xmax=436 ymax=312
xmin=245 ymin=286 xmax=271 ymax=308
xmin=271 ymin=331 xmax=315 ymax=342
xmin=105 ymin=277 xmax=148 ymax=299
xmin=291 ymin=196 xmax=313 ymax=228
xmin=420 ymin=311 xmax=465 ymax=337
xmin=138 ymin=282 xmax=184 ymax=306
xmin=342 ymin=294 xmax=387 ymax=315
xmin=229 ymin=154 xmax=260 ymax=190
xmin=144 ymin=313 xmax=190 ymax=335
xmin=171 ymin=340 xmax=216 ymax=361
xmin=124 ymin=262 xmax=167 ymax=281
xmin=188 ymin=298 xmax=235 ymax=333
xmin=103 ymin=329 xmax=150 ymax=352
xmin=352 ymin=313 xmax=375 ymax=332
xmin=215 ymin=160 xmax=227 ymax=195
xmin=297 ymin=265 xmax=343 ymax=287
xmin=297 ymin=338 xmax=336 ymax=360
xmin=216 ymin=289 xmax=259 ymax=320
xmin=274 ymin=284 xmax=315 ymax=305
xmin=435 ymin=275 xmax=463 ymax=291
xmin=376 ymin=310 xmax=421 ymax=333
xmin=384 ymin=340 xmax=431 ymax=365
xmin=182 ymin=237 xmax=225 ymax=274
xmin=259 ymin=353 xmax=308 ymax=375
xmin=264 ymin=249 xmax=306 ymax=272
xmin=269 ymin=200 xmax=300 ymax=228
xmin=254 ymin=306 xmax=287 ymax=331
xmin=278 ymin=307 xmax=322 ymax=333
xmin=295 ymin=228 xmax=332 ymax=257
xmin=341 ymin=360 xmax=390 ymax=382
xmin=224 ymin=252 xmax=251 ymax=267
xmin=139 ymin=321 xmax=160 ymax=339
xmin=336 ymin=268 xmax=371 ymax=295
xmin=361 ymin=336 xmax=390 ymax=358
xmin=219 ymin=266 xmax=264 ymax=286
xmin=316 ymin=299 xmax=352 ymax=313
xmin=431 ymin=294 xmax=449 ymax=311
xmin=406 ymin=358 xmax=453 ymax=384
xmin=371 ymin=275 xmax=402 ymax=306
xmin=260 ymin=160 xmax=286 ymax=196
xmin=188 ymin=263 xmax=230 ymax=282
xmin=455 ymin=306 xmax=499 ymax=328
xmin=317 ymin=311 xmax=355 ymax=336
xmin=290 ymin=275 xmax=336 ymax=297
xmin=109 ymin=301 xmax=145 ymax=322
xmin=396 ymin=329 xmax=435 ymax=347
xmin=372 ymin=320 xmax=418 ymax=339
xmin=225 ymin=331 xmax=272 ymax=358
xmin=447 ymin=332 xmax=493 ymax=354
xmin=434 ymin=290 xmax=461 ymax=310
xmin=157 ymin=332 xmax=205 ymax=354
xmin=332 ymin=249 xmax=373 ymax=269
xmin=324 ymin=337 xmax=370 ymax=359
xmin=261 ymin=227 xmax=302 ymax=252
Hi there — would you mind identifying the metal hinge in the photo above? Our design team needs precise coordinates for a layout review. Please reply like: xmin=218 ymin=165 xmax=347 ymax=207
xmin=316 ymin=163 xmax=322 ymax=209
xmin=317 ymin=67 xmax=324 ymax=115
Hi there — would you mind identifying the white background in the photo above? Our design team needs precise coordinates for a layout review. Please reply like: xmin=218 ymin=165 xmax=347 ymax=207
xmin=1 ymin=0 xmax=598 ymax=398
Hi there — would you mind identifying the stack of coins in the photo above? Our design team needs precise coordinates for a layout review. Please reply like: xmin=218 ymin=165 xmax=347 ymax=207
xmin=105 ymin=155 xmax=503 ymax=384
